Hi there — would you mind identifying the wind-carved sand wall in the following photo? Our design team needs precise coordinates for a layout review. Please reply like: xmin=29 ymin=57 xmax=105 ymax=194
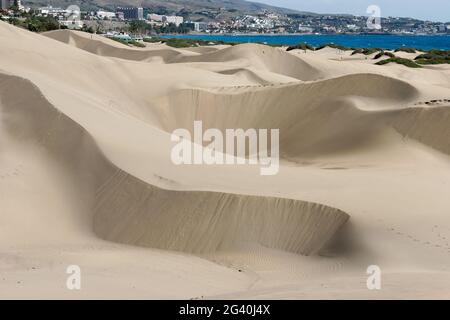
xmin=0 ymin=73 xmax=350 ymax=256
xmin=155 ymin=73 xmax=419 ymax=159
xmin=93 ymin=171 xmax=350 ymax=256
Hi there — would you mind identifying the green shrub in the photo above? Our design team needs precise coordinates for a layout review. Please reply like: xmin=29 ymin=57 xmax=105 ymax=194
xmin=373 ymin=50 xmax=396 ymax=59
xmin=376 ymin=57 xmax=422 ymax=68
xmin=111 ymin=37 xmax=131 ymax=46
xmin=414 ymin=50 xmax=450 ymax=65
xmin=144 ymin=37 xmax=240 ymax=48
xmin=394 ymin=48 xmax=417 ymax=53
xmin=143 ymin=37 xmax=163 ymax=44
xmin=385 ymin=51 xmax=396 ymax=58
xmin=416 ymin=57 xmax=450 ymax=65
xmin=23 ymin=16 xmax=60 ymax=32
xmin=130 ymin=40 xmax=146 ymax=48
xmin=426 ymin=49 xmax=449 ymax=56
xmin=316 ymin=43 xmax=353 ymax=51
xmin=286 ymin=43 xmax=314 ymax=51
xmin=352 ymin=48 xmax=382 ymax=56
xmin=149 ymin=38 xmax=210 ymax=48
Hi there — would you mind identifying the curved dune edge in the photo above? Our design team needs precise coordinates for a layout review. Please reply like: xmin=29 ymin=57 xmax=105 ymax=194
xmin=153 ymin=73 xmax=420 ymax=158
xmin=43 ymin=30 xmax=324 ymax=81
xmin=0 ymin=72 xmax=350 ymax=256
xmin=43 ymin=29 xmax=185 ymax=63
xmin=390 ymin=106 xmax=450 ymax=156
xmin=93 ymin=170 xmax=350 ymax=256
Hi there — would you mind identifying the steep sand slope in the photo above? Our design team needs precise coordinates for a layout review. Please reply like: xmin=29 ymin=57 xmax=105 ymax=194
xmin=0 ymin=72 xmax=348 ymax=255
xmin=172 ymin=43 xmax=325 ymax=81
xmin=43 ymin=29 xmax=189 ymax=63
xmin=43 ymin=30 xmax=323 ymax=81
xmin=2 ymin=23 xmax=450 ymax=299
xmin=155 ymin=73 xmax=420 ymax=159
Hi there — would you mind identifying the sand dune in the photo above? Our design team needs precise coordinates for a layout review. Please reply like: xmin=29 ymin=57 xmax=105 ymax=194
xmin=94 ymin=170 xmax=349 ymax=256
xmin=2 ymin=23 xmax=450 ymax=299
xmin=0 ymin=71 xmax=348 ymax=256
xmin=172 ymin=43 xmax=325 ymax=81
xmin=44 ymin=30 xmax=323 ymax=81
xmin=155 ymin=73 xmax=419 ymax=158
xmin=43 ymin=29 xmax=188 ymax=63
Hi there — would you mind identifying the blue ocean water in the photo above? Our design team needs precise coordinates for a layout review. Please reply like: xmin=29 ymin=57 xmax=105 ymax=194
xmin=161 ymin=34 xmax=450 ymax=50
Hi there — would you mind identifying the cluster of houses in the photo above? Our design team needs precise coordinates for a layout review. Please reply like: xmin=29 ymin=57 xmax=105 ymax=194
xmin=27 ymin=5 xmax=184 ymax=30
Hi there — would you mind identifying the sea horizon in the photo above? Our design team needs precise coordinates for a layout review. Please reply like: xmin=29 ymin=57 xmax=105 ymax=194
xmin=160 ymin=33 xmax=450 ymax=50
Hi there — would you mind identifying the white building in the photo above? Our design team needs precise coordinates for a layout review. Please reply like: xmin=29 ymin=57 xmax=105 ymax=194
xmin=346 ymin=24 xmax=360 ymax=31
xmin=38 ymin=6 xmax=67 ymax=17
xmin=116 ymin=7 xmax=143 ymax=21
xmin=96 ymin=10 xmax=116 ymax=20
xmin=298 ymin=25 xmax=314 ymax=33
xmin=165 ymin=15 xmax=184 ymax=26
xmin=148 ymin=13 xmax=183 ymax=26
xmin=194 ymin=22 xmax=208 ymax=32
xmin=148 ymin=13 xmax=163 ymax=22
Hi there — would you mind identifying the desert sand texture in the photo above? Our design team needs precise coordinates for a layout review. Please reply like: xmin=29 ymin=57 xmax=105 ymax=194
xmin=1 ymin=24 xmax=450 ymax=299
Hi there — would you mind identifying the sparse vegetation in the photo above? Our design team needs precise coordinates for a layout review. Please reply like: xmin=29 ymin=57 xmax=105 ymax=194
xmin=415 ymin=57 xmax=450 ymax=65
xmin=130 ymin=40 xmax=146 ymax=48
xmin=376 ymin=57 xmax=422 ymax=68
xmin=316 ymin=43 xmax=353 ymax=51
xmin=395 ymin=47 xmax=417 ymax=53
xmin=142 ymin=37 xmax=163 ymax=44
xmin=373 ymin=50 xmax=396 ymax=59
xmin=286 ymin=43 xmax=314 ymax=51
xmin=144 ymin=37 xmax=240 ymax=48
xmin=351 ymin=48 xmax=383 ymax=56
xmin=12 ymin=15 xmax=60 ymax=32
xmin=414 ymin=50 xmax=450 ymax=65
xmin=110 ymin=37 xmax=131 ymax=46
xmin=144 ymin=37 xmax=212 ymax=48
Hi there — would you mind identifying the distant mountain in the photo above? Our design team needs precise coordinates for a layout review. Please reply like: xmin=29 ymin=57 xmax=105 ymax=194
xmin=24 ymin=0 xmax=311 ymax=17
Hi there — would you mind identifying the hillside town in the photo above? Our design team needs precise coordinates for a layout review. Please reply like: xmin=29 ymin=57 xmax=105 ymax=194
xmin=1 ymin=0 xmax=449 ymax=36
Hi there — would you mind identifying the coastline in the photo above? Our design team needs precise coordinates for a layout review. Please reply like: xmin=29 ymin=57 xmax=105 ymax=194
xmin=158 ymin=33 xmax=450 ymax=50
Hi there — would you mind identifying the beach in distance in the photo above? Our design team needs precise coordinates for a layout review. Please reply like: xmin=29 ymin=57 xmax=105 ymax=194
xmin=162 ymin=34 xmax=450 ymax=50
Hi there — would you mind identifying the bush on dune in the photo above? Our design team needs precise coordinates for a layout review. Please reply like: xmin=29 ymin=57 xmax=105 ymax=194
xmin=415 ymin=57 xmax=450 ymax=65
xmin=376 ymin=57 xmax=422 ymax=68
xmin=316 ymin=43 xmax=354 ymax=51
xmin=286 ymin=43 xmax=315 ymax=51
xmin=414 ymin=50 xmax=450 ymax=65
xmin=110 ymin=37 xmax=146 ymax=48
xmin=351 ymin=48 xmax=383 ymax=56
xmin=130 ymin=40 xmax=146 ymax=48
xmin=395 ymin=47 xmax=417 ymax=53
xmin=110 ymin=37 xmax=131 ymax=46
xmin=20 ymin=16 xmax=60 ymax=32
xmin=373 ymin=50 xmax=396 ymax=59
xmin=144 ymin=37 xmax=230 ymax=48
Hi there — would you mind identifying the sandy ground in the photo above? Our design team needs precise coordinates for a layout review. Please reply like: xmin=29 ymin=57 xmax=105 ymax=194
xmin=1 ymin=25 xmax=450 ymax=299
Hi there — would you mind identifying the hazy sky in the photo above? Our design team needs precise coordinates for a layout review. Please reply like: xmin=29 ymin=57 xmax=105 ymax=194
xmin=256 ymin=0 xmax=450 ymax=22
